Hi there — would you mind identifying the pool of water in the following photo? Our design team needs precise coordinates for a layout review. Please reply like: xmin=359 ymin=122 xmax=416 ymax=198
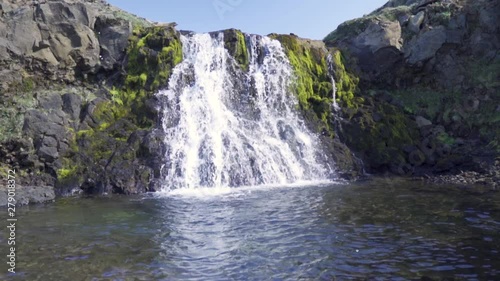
xmin=1 ymin=178 xmax=499 ymax=280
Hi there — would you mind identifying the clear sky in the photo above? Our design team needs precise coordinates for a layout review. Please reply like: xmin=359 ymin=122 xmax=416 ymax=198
xmin=106 ymin=0 xmax=388 ymax=40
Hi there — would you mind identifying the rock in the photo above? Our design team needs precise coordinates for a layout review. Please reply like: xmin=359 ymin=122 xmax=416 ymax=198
xmin=404 ymin=25 xmax=447 ymax=64
xmin=340 ymin=19 xmax=404 ymax=79
xmin=409 ymin=11 xmax=425 ymax=33
xmin=37 ymin=145 xmax=59 ymax=163
xmin=415 ymin=116 xmax=432 ymax=127
xmin=0 ymin=0 xmax=140 ymax=83
xmin=353 ymin=19 xmax=403 ymax=53
xmin=0 ymin=185 xmax=55 ymax=206
xmin=38 ymin=94 xmax=63 ymax=110
xmin=62 ymin=93 xmax=82 ymax=120
xmin=409 ymin=149 xmax=426 ymax=166
xmin=94 ymin=15 xmax=132 ymax=70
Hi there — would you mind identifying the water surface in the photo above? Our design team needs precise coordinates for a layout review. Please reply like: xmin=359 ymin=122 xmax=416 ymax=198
xmin=1 ymin=179 xmax=499 ymax=280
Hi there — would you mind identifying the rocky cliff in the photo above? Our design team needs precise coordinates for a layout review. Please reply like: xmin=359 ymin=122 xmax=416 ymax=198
xmin=324 ymin=0 xmax=499 ymax=186
xmin=0 ymin=0 xmax=181 ymax=202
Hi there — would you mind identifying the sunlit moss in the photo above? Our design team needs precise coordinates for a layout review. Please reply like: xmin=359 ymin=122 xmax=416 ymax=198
xmin=271 ymin=34 xmax=335 ymax=135
xmin=59 ymin=25 xmax=184 ymax=187
xmin=223 ymin=29 xmax=249 ymax=71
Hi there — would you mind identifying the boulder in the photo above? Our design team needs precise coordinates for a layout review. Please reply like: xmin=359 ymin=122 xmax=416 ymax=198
xmin=409 ymin=11 xmax=425 ymax=33
xmin=404 ymin=25 xmax=447 ymax=64
xmin=62 ymin=93 xmax=82 ymax=120
xmin=353 ymin=19 xmax=402 ymax=53
xmin=94 ymin=15 xmax=132 ymax=70
xmin=0 ymin=185 xmax=55 ymax=206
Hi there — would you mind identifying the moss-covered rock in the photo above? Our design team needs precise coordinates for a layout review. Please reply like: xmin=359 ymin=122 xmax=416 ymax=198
xmin=223 ymin=29 xmax=250 ymax=71
xmin=271 ymin=34 xmax=335 ymax=135
xmin=337 ymin=96 xmax=420 ymax=172
xmin=322 ymin=0 xmax=499 ymax=180
xmin=55 ymin=25 xmax=183 ymax=194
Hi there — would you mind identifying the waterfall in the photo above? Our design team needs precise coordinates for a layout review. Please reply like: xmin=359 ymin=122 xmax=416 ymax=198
xmin=327 ymin=54 xmax=340 ymax=111
xmin=157 ymin=32 xmax=333 ymax=190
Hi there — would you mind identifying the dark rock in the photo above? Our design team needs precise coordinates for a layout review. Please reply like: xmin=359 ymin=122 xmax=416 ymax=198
xmin=404 ymin=26 xmax=447 ymax=65
xmin=94 ymin=15 xmax=132 ymax=70
xmin=0 ymin=185 xmax=55 ymax=206
xmin=38 ymin=94 xmax=63 ymax=111
xmin=62 ymin=93 xmax=82 ymax=120
xmin=409 ymin=11 xmax=425 ymax=33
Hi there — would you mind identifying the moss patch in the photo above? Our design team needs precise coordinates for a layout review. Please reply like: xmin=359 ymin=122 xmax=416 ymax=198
xmin=223 ymin=29 xmax=249 ymax=71
xmin=57 ymin=25 xmax=183 ymax=187
xmin=339 ymin=99 xmax=420 ymax=170
xmin=390 ymin=87 xmax=462 ymax=121
xmin=271 ymin=34 xmax=334 ymax=135
xmin=0 ymin=78 xmax=37 ymax=142
xmin=330 ymin=49 xmax=362 ymax=110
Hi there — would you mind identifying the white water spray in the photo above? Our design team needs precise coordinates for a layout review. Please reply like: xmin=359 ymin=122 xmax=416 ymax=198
xmin=158 ymin=32 xmax=333 ymax=190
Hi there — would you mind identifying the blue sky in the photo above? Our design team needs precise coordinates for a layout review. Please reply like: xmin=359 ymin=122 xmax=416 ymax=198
xmin=107 ymin=0 xmax=388 ymax=40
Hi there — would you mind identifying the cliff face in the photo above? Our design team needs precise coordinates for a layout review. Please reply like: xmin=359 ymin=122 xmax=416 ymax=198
xmin=323 ymin=0 xmax=499 ymax=185
xmin=0 ymin=0 xmax=182 ymax=198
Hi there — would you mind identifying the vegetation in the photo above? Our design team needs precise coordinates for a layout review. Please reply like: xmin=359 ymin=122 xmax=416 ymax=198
xmin=223 ymin=29 xmax=249 ymax=71
xmin=329 ymin=50 xmax=362 ymax=110
xmin=0 ymin=77 xmax=37 ymax=142
xmin=57 ymin=25 xmax=183 ymax=184
xmin=271 ymin=34 xmax=334 ymax=135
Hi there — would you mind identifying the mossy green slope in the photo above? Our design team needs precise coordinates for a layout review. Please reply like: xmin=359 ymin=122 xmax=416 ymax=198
xmin=271 ymin=34 xmax=335 ymax=135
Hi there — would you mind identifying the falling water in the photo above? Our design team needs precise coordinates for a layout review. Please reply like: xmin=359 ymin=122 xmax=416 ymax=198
xmin=327 ymin=54 xmax=340 ymax=111
xmin=158 ymin=32 xmax=333 ymax=190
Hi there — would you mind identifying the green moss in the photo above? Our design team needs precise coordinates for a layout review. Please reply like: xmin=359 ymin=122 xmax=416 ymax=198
xmin=104 ymin=25 xmax=183 ymax=127
xmin=272 ymin=34 xmax=335 ymax=135
xmin=436 ymin=131 xmax=456 ymax=146
xmin=330 ymin=49 xmax=361 ymax=110
xmin=57 ymin=166 xmax=77 ymax=180
xmin=0 ymin=83 xmax=36 ymax=142
xmin=126 ymin=25 xmax=183 ymax=92
xmin=426 ymin=1 xmax=461 ymax=27
xmin=58 ymin=25 xmax=184 ymax=187
xmin=391 ymin=87 xmax=461 ymax=121
xmin=467 ymin=59 xmax=500 ymax=89
xmin=235 ymin=31 xmax=249 ymax=71
xmin=223 ymin=29 xmax=249 ymax=71
xmin=22 ymin=77 xmax=35 ymax=92
xmin=340 ymin=100 xmax=419 ymax=169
